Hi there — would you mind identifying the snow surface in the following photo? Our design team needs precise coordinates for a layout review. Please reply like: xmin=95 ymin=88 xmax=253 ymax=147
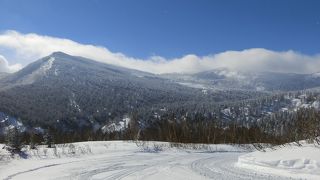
xmin=69 ymin=92 xmax=81 ymax=112
xmin=311 ymin=72 xmax=320 ymax=78
xmin=0 ymin=113 xmax=25 ymax=134
xmin=42 ymin=57 xmax=55 ymax=73
xmin=19 ymin=57 xmax=55 ymax=85
xmin=101 ymin=117 xmax=131 ymax=133
xmin=237 ymin=141 xmax=320 ymax=180
xmin=178 ymin=82 xmax=207 ymax=89
xmin=0 ymin=141 xmax=296 ymax=180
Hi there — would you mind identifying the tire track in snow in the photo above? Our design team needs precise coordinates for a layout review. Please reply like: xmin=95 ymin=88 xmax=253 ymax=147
xmin=4 ymin=164 xmax=60 ymax=180
xmin=190 ymin=153 xmax=292 ymax=180
xmin=76 ymin=153 xmax=182 ymax=180
xmin=4 ymin=151 xmax=298 ymax=180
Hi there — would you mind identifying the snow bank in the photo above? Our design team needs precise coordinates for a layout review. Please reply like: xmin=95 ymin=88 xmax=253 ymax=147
xmin=237 ymin=141 xmax=320 ymax=179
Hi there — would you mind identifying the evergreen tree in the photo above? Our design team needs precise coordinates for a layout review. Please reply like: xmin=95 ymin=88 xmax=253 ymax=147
xmin=43 ymin=132 xmax=54 ymax=148
xmin=5 ymin=127 xmax=23 ymax=153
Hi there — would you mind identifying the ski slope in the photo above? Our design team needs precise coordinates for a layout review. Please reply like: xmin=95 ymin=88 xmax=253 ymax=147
xmin=0 ymin=141 xmax=310 ymax=180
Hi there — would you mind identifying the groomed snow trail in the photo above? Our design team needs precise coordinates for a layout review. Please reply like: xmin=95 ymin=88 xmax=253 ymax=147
xmin=1 ymin=151 xmax=292 ymax=180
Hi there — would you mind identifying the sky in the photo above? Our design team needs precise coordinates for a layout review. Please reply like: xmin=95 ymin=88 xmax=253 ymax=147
xmin=0 ymin=0 xmax=319 ymax=74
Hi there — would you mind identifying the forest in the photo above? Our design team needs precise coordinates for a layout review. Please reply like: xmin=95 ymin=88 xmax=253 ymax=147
xmin=2 ymin=90 xmax=320 ymax=153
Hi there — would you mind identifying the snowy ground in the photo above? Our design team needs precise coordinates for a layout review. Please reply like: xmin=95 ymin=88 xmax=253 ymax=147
xmin=237 ymin=141 xmax=320 ymax=180
xmin=0 ymin=141 xmax=317 ymax=180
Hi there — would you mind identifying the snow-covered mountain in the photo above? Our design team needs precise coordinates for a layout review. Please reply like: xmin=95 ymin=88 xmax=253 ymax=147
xmin=162 ymin=68 xmax=320 ymax=92
xmin=0 ymin=52 xmax=261 ymax=131
xmin=1 ymin=52 xmax=320 ymax=133
xmin=0 ymin=72 xmax=8 ymax=79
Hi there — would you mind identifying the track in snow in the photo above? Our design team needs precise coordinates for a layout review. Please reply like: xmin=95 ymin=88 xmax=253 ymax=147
xmin=3 ymin=151 xmax=293 ymax=180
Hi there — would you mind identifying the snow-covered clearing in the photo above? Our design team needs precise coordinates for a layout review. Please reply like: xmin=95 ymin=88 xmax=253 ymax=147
xmin=237 ymin=141 xmax=320 ymax=180
xmin=0 ymin=141 xmax=317 ymax=180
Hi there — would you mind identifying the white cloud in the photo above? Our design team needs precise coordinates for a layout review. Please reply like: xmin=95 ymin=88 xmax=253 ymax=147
xmin=0 ymin=30 xmax=319 ymax=74
xmin=0 ymin=54 xmax=22 ymax=73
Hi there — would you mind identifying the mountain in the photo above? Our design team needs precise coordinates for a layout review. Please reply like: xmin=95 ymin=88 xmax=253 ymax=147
xmin=0 ymin=72 xmax=8 ymax=79
xmin=2 ymin=52 xmax=320 ymax=133
xmin=162 ymin=68 xmax=320 ymax=92
xmin=0 ymin=52 xmax=262 ymax=131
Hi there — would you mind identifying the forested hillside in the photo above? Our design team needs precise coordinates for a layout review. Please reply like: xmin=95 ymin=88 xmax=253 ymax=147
xmin=0 ymin=52 xmax=319 ymax=148
xmin=0 ymin=52 xmax=262 ymax=132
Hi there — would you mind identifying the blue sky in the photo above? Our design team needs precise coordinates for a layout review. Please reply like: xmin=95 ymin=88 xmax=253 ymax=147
xmin=0 ymin=0 xmax=320 ymax=74
xmin=0 ymin=0 xmax=319 ymax=58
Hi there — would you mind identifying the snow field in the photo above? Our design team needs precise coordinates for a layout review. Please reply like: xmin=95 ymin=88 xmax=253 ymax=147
xmin=237 ymin=141 xmax=320 ymax=179
xmin=1 ymin=141 xmax=318 ymax=179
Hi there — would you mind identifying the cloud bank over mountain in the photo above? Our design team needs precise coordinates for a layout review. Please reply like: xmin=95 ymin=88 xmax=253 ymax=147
xmin=0 ymin=30 xmax=319 ymax=74
xmin=0 ymin=54 xmax=22 ymax=73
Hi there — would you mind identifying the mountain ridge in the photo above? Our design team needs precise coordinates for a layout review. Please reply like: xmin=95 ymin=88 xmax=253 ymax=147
xmin=0 ymin=52 xmax=264 ymax=131
xmin=1 ymin=52 xmax=320 ymax=133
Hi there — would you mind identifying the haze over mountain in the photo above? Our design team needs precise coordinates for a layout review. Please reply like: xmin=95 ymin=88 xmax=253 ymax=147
xmin=162 ymin=69 xmax=320 ymax=92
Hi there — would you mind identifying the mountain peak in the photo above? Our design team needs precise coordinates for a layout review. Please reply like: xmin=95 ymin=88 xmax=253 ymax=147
xmin=50 ymin=51 xmax=71 ymax=58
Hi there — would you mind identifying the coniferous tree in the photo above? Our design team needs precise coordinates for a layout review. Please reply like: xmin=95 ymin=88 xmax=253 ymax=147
xmin=5 ymin=127 xmax=23 ymax=153
xmin=43 ymin=132 xmax=54 ymax=148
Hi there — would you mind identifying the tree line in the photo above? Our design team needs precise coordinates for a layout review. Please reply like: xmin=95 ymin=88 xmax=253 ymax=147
xmin=3 ymin=106 xmax=319 ymax=153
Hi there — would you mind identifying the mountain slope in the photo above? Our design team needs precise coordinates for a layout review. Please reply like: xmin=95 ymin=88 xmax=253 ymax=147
xmin=0 ymin=52 xmax=262 ymax=130
xmin=0 ymin=72 xmax=8 ymax=79
xmin=162 ymin=69 xmax=320 ymax=91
